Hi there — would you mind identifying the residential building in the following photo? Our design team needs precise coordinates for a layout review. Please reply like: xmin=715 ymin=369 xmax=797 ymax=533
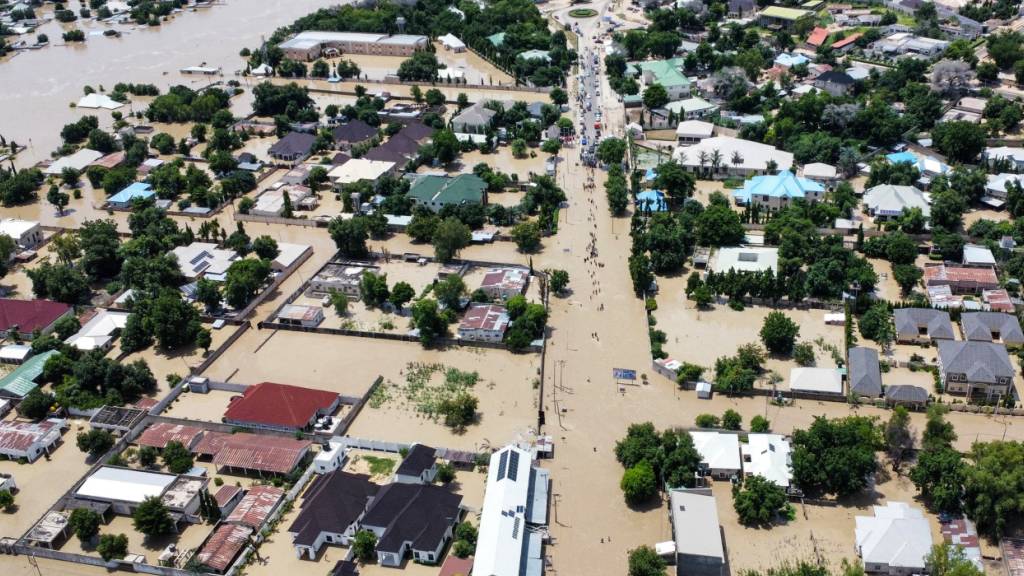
xmin=458 ymin=303 xmax=510 ymax=343
xmin=474 ymin=445 xmax=551 ymax=576
xmin=984 ymin=173 xmax=1023 ymax=205
xmin=814 ymin=70 xmax=856 ymax=96
xmin=518 ymin=49 xmax=551 ymax=63
xmin=313 ymin=441 xmax=347 ymax=473
xmin=774 ymin=53 xmax=810 ymax=68
xmin=806 ymin=26 xmax=829 ymax=48
xmin=668 ymin=488 xmax=725 ymax=576
xmin=790 ymin=367 xmax=844 ymax=395
xmin=862 ymin=184 xmax=930 ymax=221
xmin=363 ymin=132 xmax=420 ymax=164
xmin=741 ymin=434 xmax=792 ymax=488
xmin=984 ymin=146 xmax=1024 ymax=170
xmin=137 ymin=422 xmax=205 ymax=451
xmin=332 ymin=120 xmax=378 ymax=150
xmin=106 ymin=182 xmax=155 ymax=209
xmin=394 ymin=444 xmax=438 ymax=484
xmin=886 ymin=151 xmax=950 ymax=184
xmin=676 ymin=120 xmax=714 ymax=145
xmin=327 ymin=158 xmax=397 ymax=188
xmin=960 ymin=312 xmax=1024 ymax=347
xmin=288 ymin=470 xmax=379 ymax=559
xmin=479 ymin=268 xmax=529 ymax=300
xmin=0 ymin=299 xmax=72 ymax=340
xmin=251 ymin=184 xmax=314 ymax=217
xmin=801 ymin=162 xmax=839 ymax=186
xmin=884 ymin=385 xmax=929 ymax=409
xmin=983 ymin=288 xmax=1014 ymax=313
xmin=0 ymin=418 xmax=65 ymax=462
xmin=0 ymin=350 xmax=58 ymax=399
xmin=452 ymin=102 xmax=497 ymax=134
xmin=848 ymin=346 xmax=882 ymax=398
xmin=628 ymin=58 xmax=692 ymax=101
xmin=439 ymin=33 xmax=466 ymax=52
xmin=831 ymin=33 xmax=863 ymax=53
xmin=690 ymin=431 xmax=741 ymax=480
xmin=279 ymin=31 xmax=428 ymax=61
xmin=728 ymin=0 xmax=756 ymax=16
xmin=732 ymin=170 xmax=825 ymax=210
xmin=74 ymin=466 xmax=206 ymax=521
xmin=855 ymin=502 xmax=932 ymax=575
xmin=868 ymin=32 xmax=950 ymax=58
xmin=307 ymin=263 xmax=380 ymax=300
xmin=276 ymin=304 xmax=324 ymax=328
xmin=894 ymin=308 xmax=954 ymax=343
xmin=357 ymin=482 xmax=463 ymax=566
xmin=64 ymin=309 xmax=129 ymax=351
xmin=758 ymin=6 xmax=815 ymax=29
xmin=407 ymin=174 xmax=487 ymax=212
xmin=269 ymin=132 xmax=317 ymax=165
xmin=170 ymin=242 xmax=239 ymax=282
xmin=962 ymin=244 xmax=996 ymax=268
xmin=0 ymin=218 xmax=42 ymax=249
xmin=223 ymin=382 xmax=340 ymax=433
xmin=923 ymin=263 xmax=999 ymax=294
xmin=196 ymin=524 xmax=252 ymax=574
xmin=44 ymin=148 xmax=104 ymax=175
xmin=710 ymin=246 xmax=779 ymax=274
xmin=937 ymin=340 xmax=1015 ymax=400
xmin=665 ymin=97 xmax=719 ymax=120
xmin=673 ymin=136 xmax=794 ymax=178
xmin=195 ymin=432 xmax=312 ymax=476
xmin=226 ymin=485 xmax=285 ymax=530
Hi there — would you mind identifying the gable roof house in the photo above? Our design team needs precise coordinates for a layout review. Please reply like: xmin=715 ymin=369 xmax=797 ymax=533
xmin=848 ymin=346 xmax=882 ymax=398
xmin=223 ymin=382 xmax=340 ymax=432
xmin=331 ymin=120 xmax=378 ymax=150
xmin=357 ymin=482 xmax=463 ymax=567
xmin=885 ymin=385 xmax=930 ymax=409
xmin=0 ymin=418 xmax=65 ymax=462
xmin=407 ymin=174 xmax=487 ymax=212
xmin=458 ymin=303 xmax=510 ymax=343
xmin=984 ymin=146 xmax=1024 ymax=171
xmin=394 ymin=443 xmax=438 ymax=484
xmin=195 ymin=432 xmax=312 ymax=476
xmin=196 ymin=523 xmax=252 ymax=574
xmin=64 ymin=309 xmax=129 ymax=352
xmin=137 ymin=422 xmax=205 ymax=451
xmin=363 ymin=132 xmax=420 ymax=165
xmin=668 ymin=488 xmax=726 ymax=576
xmin=288 ymin=470 xmax=378 ymax=559
xmin=732 ymin=170 xmax=825 ymax=210
xmin=960 ymin=312 xmax=1024 ymax=347
xmin=937 ymin=340 xmax=1015 ymax=401
xmin=862 ymin=185 xmax=930 ymax=221
xmin=452 ymin=102 xmax=496 ymax=134
xmin=923 ymin=263 xmax=999 ymax=294
xmin=814 ymin=70 xmax=856 ymax=96
xmin=673 ymin=136 xmax=794 ymax=179
xmin=628 ymin=58 xmax=692 ymax=101
xmin=0 ymin=350 xmax=59 ymax=400
xmin=894 ymin=308 xmax=955 ymax=343
xmin=690 ymin=431 xmax=741 ymax=480
xmin=856 ymin=502 xmax=933 ymax=575
xmin=226 ymin=485 xmax=285 ymax=530
xmin=268 ymin=132 xmax=316 ymax=165
xmin=479 ymin=268 xmax=529 ymax=300
xmin=0 ymin=299 xmax=72 ymax=340
xmin=741 ymin=434 xmax=792 ymax=488
xmin=170 ymin=242 xmax=239 ymax=282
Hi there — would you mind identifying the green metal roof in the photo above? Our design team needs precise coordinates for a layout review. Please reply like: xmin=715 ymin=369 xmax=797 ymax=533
xmin=631 ymin=58 xmax=691 ymax=89
xmin=487 ymin=32 xmax=506 ymax=47
xmin=408 ymin=174 xmax=486 ymax=207
xmin=0 ymin=350 xmax=58 ymax=398
xmin=760 ymin=5 xmax=814 ymax=20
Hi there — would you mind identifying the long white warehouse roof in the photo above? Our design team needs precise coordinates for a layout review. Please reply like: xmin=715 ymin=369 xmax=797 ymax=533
xmin=76 ymin=466 xmax=176 ymax=504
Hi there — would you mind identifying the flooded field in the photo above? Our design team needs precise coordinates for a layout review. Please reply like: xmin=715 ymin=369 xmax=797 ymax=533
xmin=0 ymin=430 xmax=89 ymax=537
xmin=60 ymin=514 xmax=210 ymax=560
xmin=338 ymin=41 xmax=512 ymax=85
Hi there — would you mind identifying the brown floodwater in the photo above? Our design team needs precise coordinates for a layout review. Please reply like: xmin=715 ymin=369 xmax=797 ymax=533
xmin=0 ymin=0 xmax=333 ymax=167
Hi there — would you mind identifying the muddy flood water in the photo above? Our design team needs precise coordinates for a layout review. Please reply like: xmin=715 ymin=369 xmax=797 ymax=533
xmin=1 ymin=0 xmax=334 ymax=166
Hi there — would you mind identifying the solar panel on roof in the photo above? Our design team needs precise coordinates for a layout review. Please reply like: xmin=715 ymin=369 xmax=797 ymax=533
xmin=497 ymin=450 xmax=508 ymax=480
xmin=507 ymin=450 xmax=520 ymax=481
xmin=738 ymin=252 xmax=759 ymax=262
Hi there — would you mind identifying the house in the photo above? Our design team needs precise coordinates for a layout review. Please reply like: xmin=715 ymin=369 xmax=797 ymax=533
xmin=328 ymin=158 xmax=397 ymax=188
xmin=170 ymin=242 xmax=239 ymax=282
xmin=307 ymin=263 xmax=380 ymax=300
xmin=674 ymin=136 xmax=793 ymax=179
xmin=224 ymin=382 xmax=340 ymax=433
xmin=407 ymin=174 xmax=487 ymax=212
xmin=278 ymin=31 xmax=428 ymax=61
xmin=196 ymin=524 xmax=252 ymax=574
xmin=885 ymin=385 xmax=929 ymax=409
xmin=358 ymin=482 xmax=463 ymax=567
xmin=790 ymin=367 xmax=844 ymax=395
xmin=960 ymin=312 xmax=1024 ymax=347
xmin=732 ymin=170 xmax=825 ymax=210
xmin=0 ymin=350 xmax=58 ymax=399
xmin=479 ymin=268 xmax=529 ymax=300
xmin=923 ymin=263 xmax=999 ymax=294
xmin=106 ymin=182 xmax=156 ymax=209
xmin=0 ymin=299 xmax=72 ymax=340
xmin=690 ymin=431 xmax=741 ymax=480
xmin=269 ymin=132 xmax=317 ymax=165
xmin=937 ymin=340 xmax=1015 ymax=401
xmin=313 ymin=441 xmax=347 ymax=473
xmin=831 ymin=33 xmax=863 ymax=53
xmin=676 ymin=120 xmax=714 ymax=145
xmin=668 ymin=488 xmax=725 ymax=576
xmin=984 ymin=146 xmax=1024 ymax=170
xmin=636 ymin=190 xmax=669 ymax=213
xmin=251 ymin=184 xmax=314 ymax=217
xmin=74 ymin=466 xmax=206 ymax=521
xmin=452 ymin=102 xmax=496 ymax=134
xmin=473 ymin=445 xmax=550 ymax=576
xmin=88 ymin=405 xmax=147 ymax=436
xmin=894 ymin=308 xmax=954 ymax=343
xmin=628 ymin=58 xmax=691 ymax=101
xmin=289 ymin=470 xmax=378 ymax=559
xmin=665 ymin=97 xmax=719 ymax=121
xmin=886 ymin=151 xmax=950 ymax=184
xmin=962 ymin=244 xmax=996 ymax=268
xmin=728 ymin=0 xmax=756 ymax=16
xmin=44 ymin=148 xmax=104 ymax=176
xmin=856 ymin=502 xmax=933 ymax=575
xmin=984 ymin=173 xmax=1023 ymax=205
xmin=862 ymin=185 xmax=930 ymax=222
xmin=710 ymin=246 xmax=779 ymax=274
xmin=212 ymin=486 xmax=244 ymax=518
xmin=741 ymin=434 xmax=792 ymax=488
xmin=0 ymin=344 xmax=31 ymax=365
xmin=331 ymin=120 xmax=378 ymax=150
xmin=848 ymin=347 xmax=882 ymax=398
xmin=0 ymin=219 xmax=42 ymax=249
xmin=195 ymin=432 xmax=312 ymax=476
xmin=983 ymin=288 xmax=1014 ymax=313
xmin=869 ymin=32 xmax=949 ymax=58
xmin=276 ymin=304 xmax=324 ymax=328
xmin=226 ymin=485 xmax=285 ymax=530
xmin=458 ymin=303 xmax=510 ymax=343
xmin=774 ymin=53 xmax=810 ymax=68
xmin=439 ymin=33 xmax=466 ymax=52
xmin=64 ymin=309 xmax=129 ymax=351
xmin=806 ymin=26 xmax=829 ymax=48
xmin=137 ymin=422 xmax=205 ymax=451
xmin=363 ymin=132 xmax=420 ymax=164
xmin=0 ymin=418 xmax=65 ymax=462
xmin=758 ymin=6 xmax=815 ymax=29
xmin=487 ymin=32 xmax=505 ymax=48
xmin=394 ymin=444 xmax=438 ymax=484
xmin=814 ymin=70 xmax=856 ymax=96
xmin=518 ymin=49 xmax=551 ymax=63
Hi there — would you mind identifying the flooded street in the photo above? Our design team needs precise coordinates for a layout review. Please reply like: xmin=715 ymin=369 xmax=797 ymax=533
xmin=1 ymin=0 xmax=335 ymax=166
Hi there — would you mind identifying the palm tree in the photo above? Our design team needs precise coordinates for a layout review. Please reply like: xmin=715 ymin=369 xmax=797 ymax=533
xmin=766 ymin=159 xmax=778 ymax=174
xmin=697 ymin=150 xmax=709 ymax=177
xmin=710 ymin=149 xmax=723 ymax=175
xmin=731 ymin=151 xmax=744 ymax=167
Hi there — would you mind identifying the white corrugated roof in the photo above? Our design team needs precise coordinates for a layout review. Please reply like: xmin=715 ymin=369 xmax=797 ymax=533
xmin=855 ymin=502 xmax=932 ymax=570
xmin=741 ymin=434 xmax=792 ymax=487
xmin=76 ymin=466 xmax=176 ymax=504
xmin=690 ymin=431 xmax=741 ymax=471
xmin=474 ymin=445 xmax=534 ymax=576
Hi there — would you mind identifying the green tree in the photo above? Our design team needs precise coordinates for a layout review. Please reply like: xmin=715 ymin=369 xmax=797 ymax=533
xmin=439 ymin=392 xmax=478 ymax=429
xmin=432 ymin=217 xmax=471 ymax=263
xmin=139 ymin=445 xmax=158 ymax=467
xmin=133 ymin=497 xmax=174 ymax=539
xmin=695 ymin=204 xmax=745 ymax=247
xmin=16 ymin=389 xmax=54 ymax=420
xmin=69 ymin=508 xmax=102 ymax=543
xmin=432 ymin=129 xmax=460 ymax=165
xmin=76 ymin=429 xmax=114 ymax=457
xmin=932 ymin=121 xmax=986 ymax=164
xmin=47 ymin=185 xmax=70 ymax=216
xmin=360 ymin=272 xmax=390 ymax=308
xmin=194 ymin=278 xmax=222 ymax=312
xmin=97 ymin=533 xmax=129 ymax=561
xmin=696 ymin=413 xmax=721 ymax=428
xmin=858 ymin=303 xmax=893 ymax=344
xmin=329 ymin=216 xmax=369 ymax=258
xmin=653 ymin=161 xmax=695 ymax=207
xmin=642 ymin=83 xmax=669 ymax=109
xmin=0 ymin=489 xmax=13 ymax=512
xmin=722 ymin=409 xmax=742 ymax=431
xmin=759 ymin=311 xmax=800 ymax=355
xmin=962 ymin=440 xmax=1024 ymax=537
xmin=329 ymin=290 xmax=349 ymax=316
xmin=252 ymin=235 xmax=279 ymax=261
xmin=550 ymin=87 xmax=568 ymax=105
xmin=53 ymin=315 xmax=81 ymax=340
xmin=433 ymin=274 xmax=466 ymax=311
xmin=548 ymin=269 xmax=569 ymax=294
xmin=511 ymin=221 xmax=542 ymax=252
xmin=627 ymin=545 xmax=667 ymax=576
xmin=750 ymin=415 xmax=771 ymax=433
xmin=620 ymin=461 xmax=658 ymax=505
xmin=397 ymin=51 xmax=440 ymax=81
xmin=223 ymin=258 xmax=271 ymax=309
xmin=353 ymin=529 xmax=377 ymax=562
xmin=161 ymin=440 xmax=194 ymax=474
xmin=884 ymin=406 xmax=915 ymax=471
xmin=926 ymin=543 xmax=984 ymax=576
xmin=793 ymin=342 xmax=815 ymax=366
xmin=411 ymin=298 xmax=447 ymax=345
xmin=734 ymin=475 xmax=788 ymax=525
xmin=597 ymin=138 xmax=627 ymax=165
xmin=792 ymin=416 xmax=880 ymax=497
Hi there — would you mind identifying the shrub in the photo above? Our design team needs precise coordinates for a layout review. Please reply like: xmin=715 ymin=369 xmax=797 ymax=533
xmin=793 ymin=342 xmax=815 ymax=366
xmin=695 ymin=414 xmax=720 ymax=428
xmin=722 ymin=409 xmax=742 ymax=431
xmin=750 ymin=415 xmax=771 ymax=433
xmin=620 ymin=461 xmax=657 ymax=505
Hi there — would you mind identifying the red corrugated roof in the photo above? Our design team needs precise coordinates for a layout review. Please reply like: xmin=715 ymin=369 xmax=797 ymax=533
xmin=439 ymin=555 xmax=474 ymax=576
xmin=214 ymin=485 xmax=242 ymax=508
xmin=197 ymin=524 xmax=252 ymax=572
xmin=225 ymin=485 xmax=285 ymax=529
xmin=832 ymin=32 xmax=863 ymax=49
xmin=460 ymin=304 xmax=509 ymax=332
xmin=223 ymin=382 xmax=338 ymax=429
xmin=0 ymin=299 xmax=70 ymax=333
xmin=924 ymin=264 xmax=999 ymax=286
xmin=196 ymin=432 xmax=310 ymax=475
xmin=807 ymin=27 xmax=828 ymax=46
xmin=137 ymin=423 xmax=204 ymax=450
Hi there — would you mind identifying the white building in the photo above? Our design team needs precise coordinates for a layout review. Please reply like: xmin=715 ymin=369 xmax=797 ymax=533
xmin=984 ymin=146 xmax=1024 ymax=170
xmin=275 ymin=304 xmax=324 ymax=328
xmin=75 ymin=466 xmax=205 ymax=521
xmin=668 ymin=488 xmax=725 ymax=576
xmin=0 ymin=419 xmax=66 ymax=462
xmin=673 ymin=136 xmax=794 ymax=179
xmin=313 ymin=441 xmax=347 ymax=474
xmin=862 ymin=185 xmax=930 ymax=221
xmin=439 ymin=33 xmax=466 ymax=52
xmin=676 ymin=120 xmax=715 ymax=146
xmin=64 ymin=309 xmax=130 ymax=351
xmin=741 ymin=434 xmax=792 ymax=488
xmin=985 ymin=173 xmax=1024 ymax=203
xmin=690 ymin=431 xmax=741 ymax=480
xmin=44 ymin=149 xmax=103 ymax=176
xmin=251 ymin=184 xmax=314 ymax=217
xmin=458 ymin=304 xmax=510 ymax=343
xmin=279 ymin=31 xmax=429 ymax=61
xmin=666 ymin=97 xmax=719 ymax=121
xmin=328 ymin=158 xmax=396 ymax=188
xmin=171 ymin=242 xmax=239 ymax=281
xmin=855 ymin=502 xmax=933 ymax=576
xmin=789 ymin=367 xmax=844 ymax=395
xmin=0 ymin=219 xmax=43 ymax=249
xmin=868 ymin=32 xmax=950 ymax=58
xmin=473 ymin=445 xmax=550 ymax=576
xmin=710 ymin=246 xmax=779 ymax=274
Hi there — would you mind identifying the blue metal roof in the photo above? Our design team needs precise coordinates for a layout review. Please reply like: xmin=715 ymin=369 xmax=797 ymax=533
xmin=774 ymin=53 xmax=810 ymax=67
xmin=636 ymin=190 xmax=668 ymax=212
xmin=732 ymin=170 xmax=824 ymax=203
xmin=108 ymin=182 xmax=155 ymax=205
